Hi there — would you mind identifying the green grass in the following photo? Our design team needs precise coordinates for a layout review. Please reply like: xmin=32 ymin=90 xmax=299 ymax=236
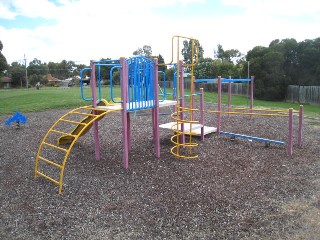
xmin=202 ymin=92 xmax=320 ymax=117
xmin=1 ymin=87 xmax=319 ymax=119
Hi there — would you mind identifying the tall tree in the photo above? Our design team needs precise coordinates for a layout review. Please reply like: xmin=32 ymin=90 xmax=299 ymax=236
xmin=48 ymin=60 xmax=77 ymax=79
xmin=157 ymin=54 xmax=167 ymax=72
xmin=214 ymin=44 xmax=242 ymax=63
xmin=0 ymin=40 xmax=8 ymax=72
xmin=296 ymin=38 xmax=320 ymax=86
xmin=181 ymin=39 xmax=204 ymax=66
xmin=246 ymin=45 xmax=287 ymax=100
xmin=27 ymin=58 xmax=49 ymax=86
xmin=8 ymin=62 xmax=25 ymax=86
xmin=269 ymin=38 xmax=299 ymax=86
xmin=133 ymin=45 xmax=152 ymax=58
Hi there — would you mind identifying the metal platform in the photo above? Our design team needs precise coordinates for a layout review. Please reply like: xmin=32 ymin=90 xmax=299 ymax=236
xmin=159 ymin=121 xmax=217 ymax=136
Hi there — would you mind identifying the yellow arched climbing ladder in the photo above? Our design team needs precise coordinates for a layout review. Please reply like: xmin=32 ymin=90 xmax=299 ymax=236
xmin=34 ymin=101 xmax=118 ymax=194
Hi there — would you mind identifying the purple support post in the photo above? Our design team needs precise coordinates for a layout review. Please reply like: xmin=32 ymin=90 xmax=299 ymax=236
xmin=120 ymin=57 xmax=129 ymax=169
xmin=200 ymin=88 xmax=205 ymax=141
xmin=250 ymin=76 xmax=254 ymax=118
xmin=153 ymin=58 xmax=160 ymax=158
xmin=179 ymin=60 xmax=185 ymax=144
xmin=217 ymin=76 xmax=222 ymax=134
xmin=127 ymin=112 xmax=131 ymax=151
xmin=287 ymin=108 xmax=293 ymax=156
xmin=90 ymin=60 xmax=100 ymax=160
xmin=228 ymin=77 xmax=231 ymax=117
xmin=191 ymin=75 xmax=195 ymax=121
xmin=298 ymin=105 xmax=303 ymax=147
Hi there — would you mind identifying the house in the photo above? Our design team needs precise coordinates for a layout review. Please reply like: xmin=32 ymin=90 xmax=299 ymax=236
xmin=47 ymin=74 xmax=62 ymax=86
xmin=1 ymin=76 xmax=12 ymax=88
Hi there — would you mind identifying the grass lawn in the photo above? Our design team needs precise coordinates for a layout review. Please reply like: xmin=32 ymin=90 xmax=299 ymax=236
xmin=0 ymin=86 xmax=319 ymax=119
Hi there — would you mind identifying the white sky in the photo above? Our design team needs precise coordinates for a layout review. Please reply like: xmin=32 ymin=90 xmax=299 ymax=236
xmin=0 ymin=0 xmax=319 ymax=65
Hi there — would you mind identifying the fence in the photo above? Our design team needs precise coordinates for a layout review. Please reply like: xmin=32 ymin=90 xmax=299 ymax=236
xmin=286 ymin=85 xmax=320 ymax=105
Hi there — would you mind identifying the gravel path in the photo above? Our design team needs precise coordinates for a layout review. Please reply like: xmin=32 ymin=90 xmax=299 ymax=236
xmin=1 ymin=103 xmax=319 ymax=239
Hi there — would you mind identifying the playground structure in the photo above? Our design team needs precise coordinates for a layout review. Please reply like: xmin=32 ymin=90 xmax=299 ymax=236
xmin=196 ymin=76 xmax=303 ymax=156
xmin=34 ymin=36 xmax=304 ymax=194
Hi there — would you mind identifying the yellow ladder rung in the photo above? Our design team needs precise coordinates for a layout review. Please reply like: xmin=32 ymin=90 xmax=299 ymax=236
xmin=81 ymin=106 xmax=105 ymax=111
xmin=50 ymin=129 xmax=76 ymax=137
xmin=43 ymin=142 xmax=68 ymax=152
xmin=36 ymin=171 xmax=60 ymax=185
xmin=72 ymin=111 xmax=97 ymax=117
xmin=38 ymin=156 xmax=63 ymax=169
xmin=59 ymin=119 xmax=86 ymax=125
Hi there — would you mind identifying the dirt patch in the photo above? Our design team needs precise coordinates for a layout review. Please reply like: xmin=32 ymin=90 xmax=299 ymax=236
xmin=0 ymin=103 xmax=319 ymax=239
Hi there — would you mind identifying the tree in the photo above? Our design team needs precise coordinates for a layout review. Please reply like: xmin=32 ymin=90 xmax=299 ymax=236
xmin=8 ymin=62 xmax=25 ymax=87
xmin=269 ymin=38 xmax=299 ymax=86
xmin=47 ymin=60 xmax=77 ymax=80
xmin=181 ymin=39 xmax=204 ymax=66
xmin=165 ymin=67 xmax=175 ymax=82
xmin=133 ymin=45 xmax=152 ymax=58
xmin=194 ymin=58 xmax=215 ymax=79
xmin=246 ymin=37 xmax=320 ymax=101
xmin=296 ymin=38 xmax=320 ymax=86
xmin=246 ymin=46 xmax=286 ymax=100
xmin=27 ymin=58 xmax=49 ymax=86
xmin=157 ymin=54 xmax=166 ymax=71
xmin=214 ymin=44 xmax=242 ymax=63
xmin=0 ymin=40 xmax=8 ymax=72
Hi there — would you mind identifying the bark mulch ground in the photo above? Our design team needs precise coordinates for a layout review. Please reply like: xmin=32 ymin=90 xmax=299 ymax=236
xmin=1 ymin=104 xmax=319 ymax=239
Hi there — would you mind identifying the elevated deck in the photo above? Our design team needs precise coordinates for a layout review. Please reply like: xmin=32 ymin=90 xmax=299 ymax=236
xmin=96 ymin=100 xmax=177 ymax=111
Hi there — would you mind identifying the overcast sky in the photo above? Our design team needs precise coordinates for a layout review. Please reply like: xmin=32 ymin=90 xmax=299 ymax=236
xmin=1 ymin=0 xmax=319 ymax=65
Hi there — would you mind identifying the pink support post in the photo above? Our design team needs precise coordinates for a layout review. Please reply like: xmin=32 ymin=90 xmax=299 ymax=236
xmin=191 ymin=75 xmax=195 ymax=121
xmin=298 ymin=105 xmax=303 ymax=147
xmin=179 ymin=60 xmax=185 ymax=144
xmin=250 ymin=76 xmax=254 ymax=118
xmin=90 ymin=60 xmax=100 ymax=160
xmin=200 ymin=88 xmax=205 ymax=141
xmin=152 ymin=103 xmax=155 ymax=144
xmin=287 ymin=108 xmax=293 ymax=156
xmin=228 ymin=76 xmax=231 ymax=117
xmin=120 ymin=57 xmax=129 ymax=169
xmin=153 ymin=58 xmax=160 ymax=158
xmin=217 ymin=76 xmax=222 ymax=134
xmin=127 ymin=112 xmax=131 ymax=151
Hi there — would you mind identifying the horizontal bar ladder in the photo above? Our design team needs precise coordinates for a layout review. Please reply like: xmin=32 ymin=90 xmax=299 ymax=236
xmin=34 ymin=106 xmax=112 ymax=194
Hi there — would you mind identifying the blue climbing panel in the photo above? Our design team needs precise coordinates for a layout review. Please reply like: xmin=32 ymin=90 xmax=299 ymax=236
xmin=126 ymin=56 xmax=155 ymax=111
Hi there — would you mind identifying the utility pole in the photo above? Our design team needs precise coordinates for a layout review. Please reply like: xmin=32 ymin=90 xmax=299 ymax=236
xmin=24 ymin=54 xmax=28 ymax=89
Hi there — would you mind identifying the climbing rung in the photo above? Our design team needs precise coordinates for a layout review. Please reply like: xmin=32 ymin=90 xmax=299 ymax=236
xmin=50 ymin=129 xmax=75 ymax=137
xmin=81 ymin=106 xmax=107 ymax=112
xmin=38 ymin=156 xmax=63 ymax=169
xmin=43 ymin=142 xmax=68 ymax=152
xmin=36 ymin=171 xmax=60 ymax=185
xmin=59 ymin=119 xmax=86 ymax=125
xmin=71 ymin=111 xmax=97 ymax=117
